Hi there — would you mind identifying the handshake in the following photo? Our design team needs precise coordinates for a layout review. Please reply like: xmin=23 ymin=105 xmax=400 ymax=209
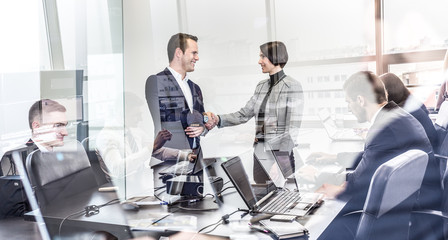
xmin=204 ymin=112 xmax=220 ymax=130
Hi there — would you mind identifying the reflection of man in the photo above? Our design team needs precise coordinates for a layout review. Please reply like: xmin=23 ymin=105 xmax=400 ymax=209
xmin=145 ymin=33 xmax=207 ymax=150
xmin=2 ymin=99 xmax=67 ymax=173
xmin=0 ymin=99 xmax=68 ymax=218
xmin=317 ymin=71 xmax=441 ymax=239
xmin=28 ymin=99 xmax=69 ymax=152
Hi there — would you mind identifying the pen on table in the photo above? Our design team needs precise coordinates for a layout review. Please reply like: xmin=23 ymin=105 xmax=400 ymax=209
xmin=152 ymin=213 xmax=171 ymax=225
xmin=248 ymin=223 xmax=269 ymax=233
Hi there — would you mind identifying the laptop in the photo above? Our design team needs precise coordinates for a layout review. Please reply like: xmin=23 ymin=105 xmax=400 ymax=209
xmin=266 ymin=134 xmax=343 ymax=183
xmin=221 ymin=156 xmax=323 ymax=217
xmin=266 ymin=133 xmax=296 ymax=179
xmin=159 ymin=147 xmax=215 ymax=176
xmin=318 ymin=108 xmax=364 ymax=141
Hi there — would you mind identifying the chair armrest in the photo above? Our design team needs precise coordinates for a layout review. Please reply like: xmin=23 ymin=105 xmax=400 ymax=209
xmin=342 ymin=210 xmax=364 ymax=217
xmin=412 ymin=210 xmax=448 ymax=220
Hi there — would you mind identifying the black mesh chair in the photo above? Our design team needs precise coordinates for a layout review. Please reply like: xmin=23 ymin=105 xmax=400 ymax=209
xmin=411 ymin=133 xmax=448 ymax=240
xmin=350 ymin=149 xmax=428 ymax=240
xmin=25 ymin=140 xmax=98 ymax=210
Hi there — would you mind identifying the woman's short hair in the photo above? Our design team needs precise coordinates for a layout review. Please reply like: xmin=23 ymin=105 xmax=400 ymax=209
xmin=260 ymin=41 xmax=288 ymax=68
xmin=379 ymin=73 xmax=410 ymax=107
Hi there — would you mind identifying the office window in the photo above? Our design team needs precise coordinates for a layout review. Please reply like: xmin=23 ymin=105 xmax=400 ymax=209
xmin=185 ymin=0 xmax=267 ymax=69
xmin=287 ymin=62 xmax=375 ymax=117
xmin=275 ymin=0 xmax=375 ymax=61
xmin=383 ymin=0 xmax=448 ymax=54
xmin=0 ymin=1 xmax=42 ymax=147
xmin=389 ymin=61 xmax=444 ymax=110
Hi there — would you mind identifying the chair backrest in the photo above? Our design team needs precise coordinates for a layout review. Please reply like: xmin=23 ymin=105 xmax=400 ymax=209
xmin=355 ymin=149 xmax=428 ymax=240
xmin=436 ymin=133 xmax=448 ymax=185
xmin=25 ymin=140 xmax=98 ymax=210
xmin=81 ymin=137 xmax=111 ymax=186
xmin=435 ymin=101 xmax=448 ymax=154
xmin=436 ymin=101 xmax=448 ymax=129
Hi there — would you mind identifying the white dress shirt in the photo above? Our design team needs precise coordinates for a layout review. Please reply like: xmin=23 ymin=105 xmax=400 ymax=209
xmin=167 ymin=66 xmax=193 ymax=113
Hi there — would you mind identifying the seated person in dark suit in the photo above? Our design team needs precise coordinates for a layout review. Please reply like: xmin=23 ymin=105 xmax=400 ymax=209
xmin=1 ymin=99 xmax=69 ymax=175
xmin=0 ymin=99 xmax=69 ymax=218
xmin=380 ymin=72 xmax=438 ymax=151
xmin=316 ymin=71 xmax=442 ymax=240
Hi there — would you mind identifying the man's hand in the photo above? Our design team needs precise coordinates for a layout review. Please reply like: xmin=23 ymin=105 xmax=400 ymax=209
xmin=185 ymin=125 xmax=205 ymax=138
xmin=297 ymin=165 xmax=319 ymax=183
xmin=204 ymin=112 xmax=219 ymax=130
xmin=153 ymin=129 xmax=172 ymax=151
xmin=187 ymin=153 xmax=197 ymax=162
xmin=306 ymin=152 xmax=337 ymax=164
xmin=315 ymin=182 xmax=346 ymax=199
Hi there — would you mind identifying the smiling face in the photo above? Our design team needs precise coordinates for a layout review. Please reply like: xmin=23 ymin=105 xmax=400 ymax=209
xmin=258 ymin=51 xmax=277 ymax=74
xmin=180 ymin=39 xmax=199 ymax=73
xmin=32 ymin=111 xmax=68 ymax=150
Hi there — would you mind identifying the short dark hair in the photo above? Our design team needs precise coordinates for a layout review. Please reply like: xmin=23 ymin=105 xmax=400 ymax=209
xmin=379 ymin=73 xmax=410 ymax=107
xmin=259 ymin=41 xmax=288 ymax=68
xmin=167 ymin=33 xmax=198 ymax=63
xmin=28 ymin=99 xmax=66 ymax=129
xmin=343 ymin=71 xmax=388 ymax=104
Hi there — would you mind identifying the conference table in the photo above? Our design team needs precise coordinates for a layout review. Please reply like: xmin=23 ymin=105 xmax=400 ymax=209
xmin=25 ymin=128 xmax=364 ymax=240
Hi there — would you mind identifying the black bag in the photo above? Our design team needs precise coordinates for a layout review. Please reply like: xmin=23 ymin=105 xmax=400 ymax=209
xmin=0 ymin=175 xmax=29 ymax=218
xmin=0 ymin=147 xmax=35 ymax=219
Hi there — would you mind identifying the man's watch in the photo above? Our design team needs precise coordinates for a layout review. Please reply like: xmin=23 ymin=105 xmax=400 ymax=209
xmin=203 ymin=113 xmax=209 ymax=123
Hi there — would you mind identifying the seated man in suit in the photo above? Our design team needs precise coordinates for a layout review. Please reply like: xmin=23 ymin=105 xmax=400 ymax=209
xmin=0 ymin=99 xmax=69 ymax=218
xmin=316 ymin=71 xmax=442 ymax=239
xmin=1 ymin=99 xmax=69 ymax=174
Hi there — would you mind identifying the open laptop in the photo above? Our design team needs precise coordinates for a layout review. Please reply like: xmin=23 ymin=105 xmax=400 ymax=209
xmin=318 ymin=108 xmax=364 ymax=141
xmin=221 ymin=156 xmax=323 ymax=217
xmin=266 ymin=133 xmax=296 ymax=180
xmin=266 ymin=134 xmax=343 ymax=182
xmin=159 ymin=147 xmax=215 ymax=176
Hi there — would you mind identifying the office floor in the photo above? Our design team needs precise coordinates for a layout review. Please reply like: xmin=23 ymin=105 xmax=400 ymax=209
xmin=0 ymin=217 xmax=42 ymax=239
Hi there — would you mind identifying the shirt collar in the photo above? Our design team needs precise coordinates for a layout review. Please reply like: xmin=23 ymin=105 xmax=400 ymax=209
xmin=167 ymin=66 xmax=189 ymax=83
xmin=31 ymin=138 xmax=51 ymax=152
xmin=370 ymin=103 xmax=387 ymax=126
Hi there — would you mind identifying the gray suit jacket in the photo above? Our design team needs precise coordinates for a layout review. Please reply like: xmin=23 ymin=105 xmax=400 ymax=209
xmin=219 ymin=75 xmax=303 ymax=143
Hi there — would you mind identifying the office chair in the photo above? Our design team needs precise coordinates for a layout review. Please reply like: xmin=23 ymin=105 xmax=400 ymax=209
xmin=25 ymin=140 xmax=98 ymax=210
xmin=435 ymin=101 xmax=448 ymax=154
xmin=411 ymin=136 xmax=448 ymax=240
xmin=352 ymin=149 xmax=428 ymax=240
xmin=81 ymin=137 xmax=111 ymax=186
xmin=436 ymin=133 xmax=448 ymax=184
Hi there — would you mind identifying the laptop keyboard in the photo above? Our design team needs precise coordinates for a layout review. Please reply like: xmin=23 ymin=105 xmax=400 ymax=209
xmin=259 ymin=191 xmax=302 ymax=213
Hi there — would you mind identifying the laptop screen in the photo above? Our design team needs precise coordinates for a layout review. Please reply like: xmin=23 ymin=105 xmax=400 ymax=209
xmin=266 ymin=132 xmax=295 ymax=154
xmin=272 ymin=150 xmax=294 ymax=178
xmin=192 ymin=147 xmax=215 ymax=174
xmin=318 ymin=108 xmax=338 ymax=136
xmin=221 ymin=157 xmax=258 ymax=209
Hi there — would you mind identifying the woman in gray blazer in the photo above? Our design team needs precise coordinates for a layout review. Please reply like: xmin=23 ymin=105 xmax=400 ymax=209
xmin=209 ymin=41 xmax=304 ymax=145
xmin=207 ymin=41 xmax=304 ymax=182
